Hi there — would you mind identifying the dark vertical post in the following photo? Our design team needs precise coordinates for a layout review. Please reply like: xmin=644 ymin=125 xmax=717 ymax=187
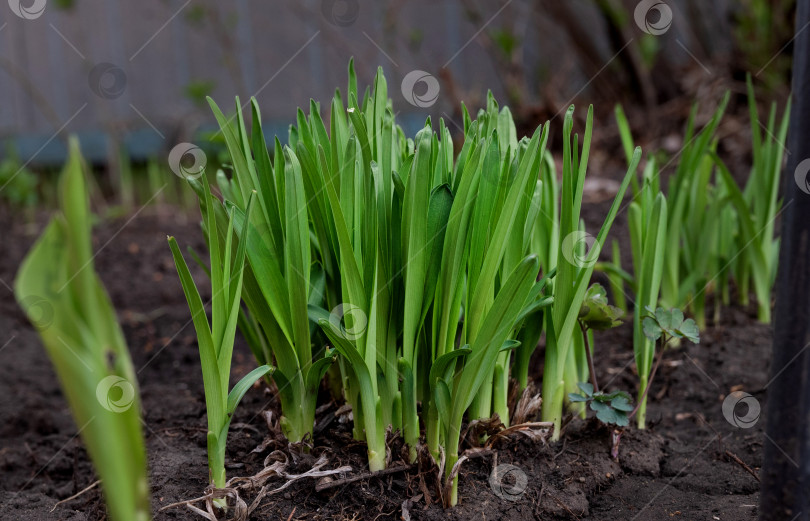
xmin=759 ymin=1 xmax=810 ymax=519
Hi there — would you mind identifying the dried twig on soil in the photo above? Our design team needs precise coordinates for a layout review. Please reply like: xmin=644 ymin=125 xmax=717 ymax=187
xmin=547 ymin=489 xmax=582 ymax=520
xmin=50 ymin=480 xmax=100 ymax=512
xmin=484 ymin=421 xmax=554 ymax=449
xmin=724 ymin=450 xmax=760 ymax=482
xmin=315 ymin=465 xmax=412 ymax=492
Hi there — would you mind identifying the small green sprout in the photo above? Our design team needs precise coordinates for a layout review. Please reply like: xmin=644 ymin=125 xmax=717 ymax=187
xmin=632 ymin=306 xmax=700 ymax=423
xmin=571 ymin=305 xmax=699 ymax=432
xmin=642 ymin=306 xmax=700 ymax=344
xmin=571 ymin=283 xmax=623 ymax=405
xmin=568 ymin=383 xmax=634 ymax=427
xmin=15 ymin=138 xmax=150 ymax=520
xmin=579 ymin=283 xmax=624 ymax=331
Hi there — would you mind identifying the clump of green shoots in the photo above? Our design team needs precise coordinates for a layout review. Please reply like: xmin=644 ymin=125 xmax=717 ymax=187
xmin=540 ymin=105 xmax=641 ymax=440
xmin=714 ymin=75 xmax=789 ymax=324
xmin=610 ymin=79 xmax=788 ymax=329
xmin=626 ymin=159 xmax=668 ymax=429
xmin=188 ymin=60 xmax=660 ymax=508
xmin=168 ymin=179 xmax=273 ymax=497
xmin=202 ymin=96 xmax=338 ymax=447
xmin=200 ymin=62 xmax=557 ymax=487
xmin=611 ymin=101 xmax=721 ymax=331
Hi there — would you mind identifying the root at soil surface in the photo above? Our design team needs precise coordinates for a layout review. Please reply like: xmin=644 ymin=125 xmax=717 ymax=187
xmin=315 ymin=464 xmax=413 ymax=492
xmin=50 ymin=480 xmax=100 ymax=512
xmin=159 ymin=450 xmax=351 ymax=520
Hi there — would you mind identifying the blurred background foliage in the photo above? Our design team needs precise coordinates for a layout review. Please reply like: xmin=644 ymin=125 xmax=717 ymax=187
xmin=0 ymin=0 xmax=796 ymax=211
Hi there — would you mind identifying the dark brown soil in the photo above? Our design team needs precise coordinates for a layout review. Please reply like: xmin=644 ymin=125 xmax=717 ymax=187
xmin=0 ymin=196 xmax=770 ymax=520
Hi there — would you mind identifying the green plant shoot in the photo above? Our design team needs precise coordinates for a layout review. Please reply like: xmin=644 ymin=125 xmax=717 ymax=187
xmin=14 ymin=137 xmax=151 ymax=521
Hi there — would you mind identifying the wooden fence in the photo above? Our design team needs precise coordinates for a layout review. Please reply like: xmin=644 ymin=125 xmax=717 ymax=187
xmin=0 ymin=0 xmax=733 ymax=164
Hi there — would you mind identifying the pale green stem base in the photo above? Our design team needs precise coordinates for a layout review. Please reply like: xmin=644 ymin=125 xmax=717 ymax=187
xmin=636 ymin=375 xmax=648 ymax=429
xmin=401 ymin=365 xmax=419 ymax=463
xmin=541 ymin=376 xmax=564 ymax=441
xmin=757 ymin=302 xmax=771 ymax=323
xmin=445 ymin=432 xmax=461 ymax=506
xmin=493 ymin=361 xmax=510 ymax=427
